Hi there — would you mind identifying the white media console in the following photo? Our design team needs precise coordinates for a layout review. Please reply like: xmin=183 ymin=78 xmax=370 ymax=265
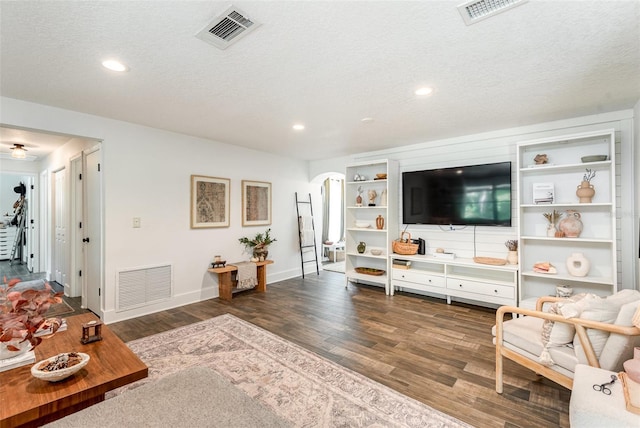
xmin=390 ymin=254 xmax=518 ymax=308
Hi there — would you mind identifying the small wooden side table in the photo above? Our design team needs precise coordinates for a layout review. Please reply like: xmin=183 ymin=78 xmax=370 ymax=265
xmin=208 ymin=260 xmax=273 ymax=301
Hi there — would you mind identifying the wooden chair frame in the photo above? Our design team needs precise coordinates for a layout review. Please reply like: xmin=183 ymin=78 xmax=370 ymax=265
xmin=495 ymin=296 xmax=640 ymax=393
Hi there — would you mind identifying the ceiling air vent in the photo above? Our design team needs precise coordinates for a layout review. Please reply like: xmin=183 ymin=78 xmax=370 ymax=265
xmin=457 ymin=0 xmax=528 ymax=25
xmin=196 ymin=6 xmax=260 ymax=50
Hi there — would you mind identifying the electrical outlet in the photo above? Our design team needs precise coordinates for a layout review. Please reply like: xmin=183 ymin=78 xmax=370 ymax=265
xmin=133 ymin=217 xmax=141 ymax=228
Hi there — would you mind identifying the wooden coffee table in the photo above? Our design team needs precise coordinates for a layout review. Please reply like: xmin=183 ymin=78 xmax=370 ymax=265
xmin=0 ymin=313 xmax=148 ymax=428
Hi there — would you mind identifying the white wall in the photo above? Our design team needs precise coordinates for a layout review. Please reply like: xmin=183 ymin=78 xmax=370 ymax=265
xmin=311 ymin=110 xmax=637 ymax=290
xmin=1 ymin=96 xmax=316 ymax=323
xmin=634 ymin=98 xmax=640 ymax=286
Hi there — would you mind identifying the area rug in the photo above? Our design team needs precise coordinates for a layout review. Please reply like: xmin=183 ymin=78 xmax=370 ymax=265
xmin=322 ymin=261 xmax=345 ymax=273
xmin=45 ymin=300 xmax=74 ymax=317
xmin=111 ymin=314 xmax=469 ymax=428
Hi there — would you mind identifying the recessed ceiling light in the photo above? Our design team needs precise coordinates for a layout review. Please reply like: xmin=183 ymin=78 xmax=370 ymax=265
xmin=292 ymin=124 xmax=305 ymax=131
xmin=415 ymin=87 xmax=434 ymax=96
xmin=361 ymin=117 xmax=374 ymax=123
xmin=102 ymin=59 xmax=129 ymax=72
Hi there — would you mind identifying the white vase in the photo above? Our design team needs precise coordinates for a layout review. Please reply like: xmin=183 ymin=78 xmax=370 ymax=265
xmin=546 ymin=224 xmax=557 ymax=237
xmin=566 ymin=252 xmax=590 ymax=277
xmin=506 ymin=250 xmax=518 ymax=265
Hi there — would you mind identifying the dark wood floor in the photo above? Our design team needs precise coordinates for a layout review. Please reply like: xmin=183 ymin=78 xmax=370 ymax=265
xmin=109 ymin=271 xmax=570 ymax=428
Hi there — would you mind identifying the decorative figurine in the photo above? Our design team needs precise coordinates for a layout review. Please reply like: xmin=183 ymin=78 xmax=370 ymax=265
xmin=368 ymin=189 xmax=377 ymax=206
xmin=356 ymin=186 xmax=363 ymax=206
xmin=211 ymin=255 xmax=226 ymax=268
xmin=81 ymin=320 xmax=103 ymax=344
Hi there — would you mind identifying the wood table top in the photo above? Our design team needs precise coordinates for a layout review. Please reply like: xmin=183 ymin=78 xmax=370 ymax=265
xmin=0 ymin=313 xmax=148 ymax=428
xmin=208 ymin=259 xmax=273 ymax=273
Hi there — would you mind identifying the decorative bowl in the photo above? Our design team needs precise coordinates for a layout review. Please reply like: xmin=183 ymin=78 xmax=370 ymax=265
xmin=375 ymin=173 xmax=387 ymax=179
xmin=31 ymin=352 xmax=90 ymax=382
xmin=370 ymin=249 xmax=383 ymax=256
xmin=354 ymin=222 xmax=370 ymax=228
xmin=581 ymin=155 xmax=607 ymax=163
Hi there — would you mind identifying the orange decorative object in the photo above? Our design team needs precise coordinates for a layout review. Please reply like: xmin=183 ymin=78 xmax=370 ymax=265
xmin=376 ymin=215 xmax=384 ymax=230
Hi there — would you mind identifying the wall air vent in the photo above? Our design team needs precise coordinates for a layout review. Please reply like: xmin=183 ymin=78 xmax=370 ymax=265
xmin=196 ymin=5 xmax=260 ymax=50
xmin=457 ymin=0 xmax=528 ymax=25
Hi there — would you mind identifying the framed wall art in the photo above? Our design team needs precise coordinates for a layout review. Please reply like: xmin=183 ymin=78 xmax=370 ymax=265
xmin=242 ymin=180 xmax=272 ymax=226
xmin=190 ymin=175 xmax=230 ymax=228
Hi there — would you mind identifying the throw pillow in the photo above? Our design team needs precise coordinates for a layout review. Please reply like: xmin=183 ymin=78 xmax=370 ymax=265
xmin=599 ymin=299 xmax=640 ymax=371
xmin=573 ymin=296 xmax=620 ymax=365
xmin=633 ymin=304 xmax=640 ymax=329
xmin=539 ymin=294 xmax=588 ymax=366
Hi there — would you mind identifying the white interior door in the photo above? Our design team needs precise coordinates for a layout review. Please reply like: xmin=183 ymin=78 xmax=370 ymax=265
xmin=53 ymin=168 xmax=67 ymax=288
xmin=70 ymin=155 xmax=83 ymax=298
xmin=40 ymin=170 xmax=48 ymax=277
xmin=25 ymin=176 xmax=36 ymax=272
xmin=84 ymin=147 xmax=102 ymax=315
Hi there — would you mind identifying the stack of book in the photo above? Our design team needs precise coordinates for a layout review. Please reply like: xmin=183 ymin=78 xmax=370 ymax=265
xmin=34 ymin=318 xmax=68 ymax=337
xmin=392 ymin=259 xmax=412 ymax=270
xmin=0 ymin=350 xmax=35 ymax=372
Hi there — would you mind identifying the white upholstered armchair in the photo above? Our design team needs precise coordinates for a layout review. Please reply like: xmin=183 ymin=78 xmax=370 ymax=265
xmin=493 ymin=290 xmax=640 ymax=393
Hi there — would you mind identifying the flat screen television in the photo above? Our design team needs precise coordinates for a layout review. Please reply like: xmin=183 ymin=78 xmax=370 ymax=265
xmin=402 ymin=161 xmax=512 ymax=226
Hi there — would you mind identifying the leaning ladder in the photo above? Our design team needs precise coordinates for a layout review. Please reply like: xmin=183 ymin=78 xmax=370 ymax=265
xmin=295 ymin=192 xmax=319 ymax=278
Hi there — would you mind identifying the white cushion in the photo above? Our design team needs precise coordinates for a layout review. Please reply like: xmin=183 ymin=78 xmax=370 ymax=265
xmin=573 ymin=296 xmax=619 ymax=364
xmin=599 ymin=299 xmax=640 ymax=371
xmin=495 ymin=316 xmax=578 ymax=373
xmin=572 ymin=290 xmax=640 ymax=365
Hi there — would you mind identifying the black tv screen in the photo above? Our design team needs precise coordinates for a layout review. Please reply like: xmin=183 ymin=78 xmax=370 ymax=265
xmin=402 ymin=162 xmax=512 ymax=226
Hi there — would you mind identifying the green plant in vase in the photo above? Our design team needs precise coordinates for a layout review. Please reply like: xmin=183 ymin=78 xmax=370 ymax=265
xmin=238 ymin=228 xmax=277 ymax=261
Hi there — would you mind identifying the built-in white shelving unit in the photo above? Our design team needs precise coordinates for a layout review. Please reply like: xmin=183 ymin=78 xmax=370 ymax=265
xmin=517 ymin=129 xmax=617 ymax=308
xmin=344 ymin=159 xmax=398 ymax=294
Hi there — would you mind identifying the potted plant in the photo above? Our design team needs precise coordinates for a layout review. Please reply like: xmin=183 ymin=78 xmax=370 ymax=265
xmin=543 ymin=209 xmax=561 ymax=237
xmin=238 ymin=228 xmax=277 ymax=261
xmin=0 ymin=277 xmax=63 ymax=360
xmin=505 ymin=240 xmax=518 ymax=265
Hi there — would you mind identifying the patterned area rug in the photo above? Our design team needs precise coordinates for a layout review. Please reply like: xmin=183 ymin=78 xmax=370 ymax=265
xmin=112 ymin=314 xmax=469 ymax=428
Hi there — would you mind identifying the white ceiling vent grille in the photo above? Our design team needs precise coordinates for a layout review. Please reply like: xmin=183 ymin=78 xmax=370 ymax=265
xmin=196 ymin=6 xmax=260 ymax=50
xmin=458 ymin=0 xmax=528 ymax=25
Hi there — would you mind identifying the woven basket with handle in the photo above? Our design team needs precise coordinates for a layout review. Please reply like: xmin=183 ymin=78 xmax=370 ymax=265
xmin=392 ymin=232 xmax=419 ymax=255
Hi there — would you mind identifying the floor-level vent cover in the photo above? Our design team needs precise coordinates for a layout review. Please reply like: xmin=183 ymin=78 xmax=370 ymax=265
xmin=116 ymin=264 xmax=172 ymax=312
xmin=457 ymin=0 xmax=528 ymax=25
xmin=196 ymin=5 xmax=260 ymax=50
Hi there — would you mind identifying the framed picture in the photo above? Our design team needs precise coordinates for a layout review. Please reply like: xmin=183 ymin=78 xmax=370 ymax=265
xmin=190 ymin=175 xmax=230 ymax=228
xmin=242 ymin=180 xmax=272 ymax=226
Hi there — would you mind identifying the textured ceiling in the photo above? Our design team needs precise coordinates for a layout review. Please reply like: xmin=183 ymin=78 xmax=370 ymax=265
xmin=1 ymin=1 xmax=639 ymax=161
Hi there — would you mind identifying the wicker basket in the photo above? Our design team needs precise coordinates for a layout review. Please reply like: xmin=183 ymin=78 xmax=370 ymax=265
xmin=392 ymin=232 xmax=419 ymax=255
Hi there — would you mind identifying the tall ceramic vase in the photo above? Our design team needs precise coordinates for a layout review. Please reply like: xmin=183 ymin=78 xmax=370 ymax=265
xmin=506 ymin=250 xmax=518 ymax=265
xmin=376 ymin=215 xmax=384 ymax=230
xmin=576 ymin=181 xmax=595 ymax=203
xmin=623 ymin=347 xmax=640 ymax=383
